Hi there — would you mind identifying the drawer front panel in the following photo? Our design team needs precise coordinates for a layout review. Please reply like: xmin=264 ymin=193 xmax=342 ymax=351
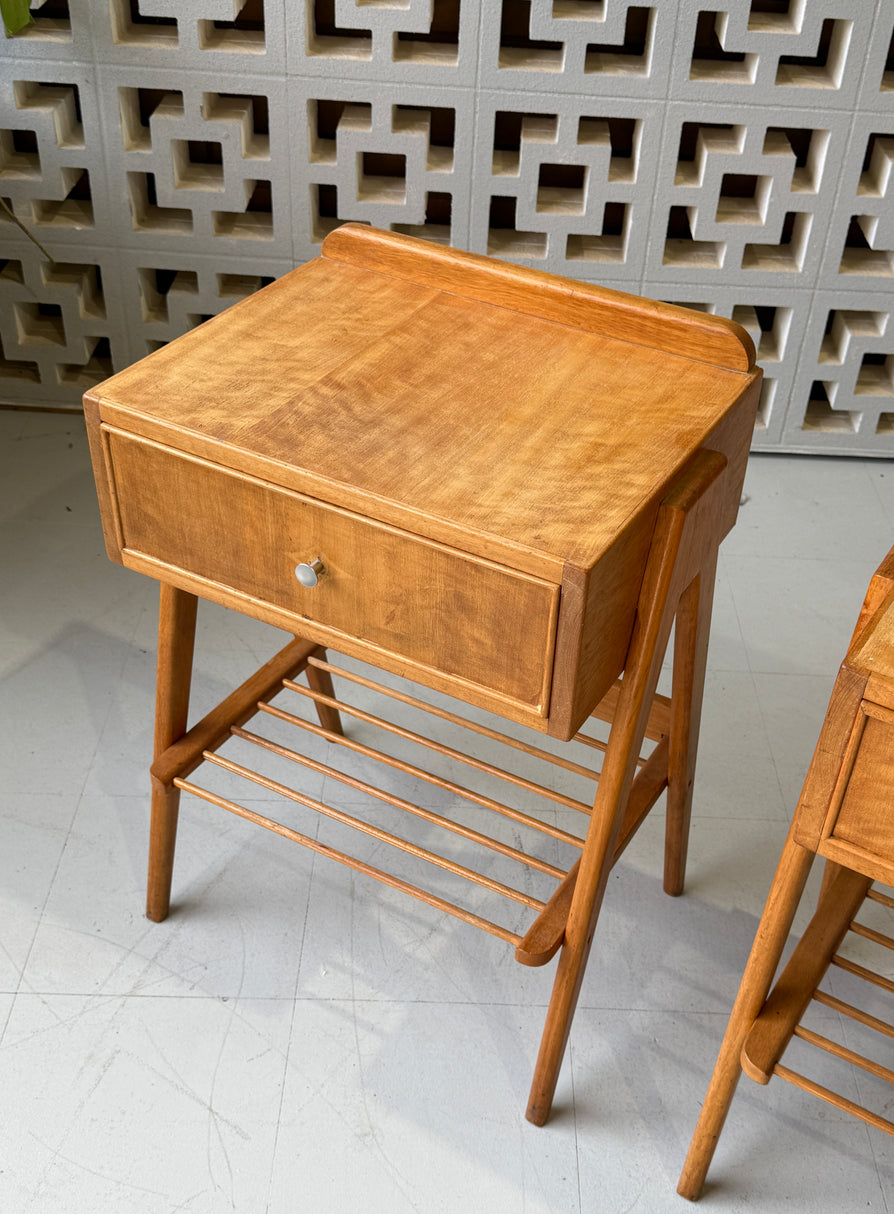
xmin=106 ymin=430 xmax=558 ymax=713
xmin=826 ymin=704 xmax=894 ymax=867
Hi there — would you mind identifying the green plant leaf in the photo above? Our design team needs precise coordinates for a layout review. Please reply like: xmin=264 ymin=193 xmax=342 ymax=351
xmin=2 ymin=0 xmax=33 ymax=37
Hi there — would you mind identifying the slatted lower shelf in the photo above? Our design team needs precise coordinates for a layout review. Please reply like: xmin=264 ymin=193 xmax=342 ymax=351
xmin=773 ymin=888 xmax=894 ymax=1136
xmin=167 ymin=651 xmax=664 ymax=960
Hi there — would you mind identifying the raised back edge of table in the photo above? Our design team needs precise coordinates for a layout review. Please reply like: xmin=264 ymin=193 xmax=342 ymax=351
xmin=322 ymin=224 xmax=756 ymax=374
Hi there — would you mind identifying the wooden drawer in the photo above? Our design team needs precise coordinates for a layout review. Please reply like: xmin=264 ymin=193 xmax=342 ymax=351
xmin=103 ymin=428 xmax=560 ymax=719
xmin=821 ymin=701 xmax=894 ymax=874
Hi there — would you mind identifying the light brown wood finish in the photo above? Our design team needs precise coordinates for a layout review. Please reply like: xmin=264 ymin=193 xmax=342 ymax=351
xmin=526 ymin=448 xmax=729 ymax=1125
xmin=175 ymin=779 xmax=526 ymax=947
xmin=283 ymin=679 xmax=593 ymax=813
xmin=832 ymin=954 xmax=894 ymax=993
xmin=106 ymin=426 xmax=559 ymax=724
xmin=304 ymin=660 xmax=343 ymax=736
xmin=232 ymin=725 xmax=567 ymax=880
xmin=514 ymin=733 xmax=670 ymax=969
xmin=150 ymin=634 xmax=322 ymax=787
xmin=84 ymin=225 xmax=758 ymax=1127
xmin=147 ymin=631 xmax=340 ymax=919
xmin=679 ymin=548 xmax=894 ymax=1202
xmin=676 ymin=829 xmax=816 ymax=1200
xmin=146 ymin=583 xmax=197 ymax=923
xmin=515 ymin=861 xmax=582 ymax=969
xmin=203 ymin=749 xmax=547 ymax=911
xmin=88 ymin=262 xmax=752 ymax=573
xmin=773 ymin=1065 xmax=894 ymax=1135
xmin=257 ymin=697 xmax=587 ymax=849
xmin=87 ymin=227 xmax=759 ymax=740
xmin=611 ymin=735 xmax=672 ymax=863
xmin=322 ymin=224 xmax=757 ymax=372
xmin=848 ymin=546 xmax=894 ymax=647
xmin=590 ymin=682 xmax=672 ymax=742
xmin=813 ymin=988 xmax=894 ymax=1038
xmin=305 ymin=654 xmax=599 ymax=781
xmin=665 ymin=558 xmax=717 ymax=897
xmin=740 ymin=865 xmax=872 ymax=1084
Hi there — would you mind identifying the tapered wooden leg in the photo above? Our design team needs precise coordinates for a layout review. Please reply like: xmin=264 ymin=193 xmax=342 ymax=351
xmin=665 ymin=555 xmax=718 ymax=897
xmin=526 ymin=630 xmax=672 ymax=1124
xmin=147 ymin=783 xmax=182 ymax=923
xmin=677 ymin=835 xmax=814 ymax=1201
xmin=527 ymin=449 xmax=729 ymax=1126
xmin=306 ymin=650 xmax=344 ymax=736
xmin=527 ymin=508 xmax=687 ymax=1125
xmin=146 ymin=584 xmax=198 ymax=923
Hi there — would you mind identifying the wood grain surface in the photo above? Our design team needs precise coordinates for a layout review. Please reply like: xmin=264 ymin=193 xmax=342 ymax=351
xmin=86 ymin=224 xmax=759 ymax=735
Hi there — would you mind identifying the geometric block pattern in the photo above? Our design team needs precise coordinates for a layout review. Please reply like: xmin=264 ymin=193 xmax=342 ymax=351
xmin=781 ymin=292 xmax=894 ymax=453
xmin=822 ymin=119 xmax=894 ymax=284
xmin=0 ymin=1 xmax=90 ymax=63
xmin=0 ymin=250 xmax=128 ymax=406
xmin=478 ymin=3 xmax=678 ymax=99
xmin=0 ymin=0 xmax=891 ymax=456
xmin=300 ymin=0 xmax=480 ymax=80
xmin=671 ymin=2 xmax=875 ymax=109
xmin=118 ymin=85 xmax=277 ymax=244
xmin=97 ymin=0 xmax=278 ymax=65
xmin=302 ymin=96 xmax=456 ymax=246
xmin=116 ymin=250 xmax=290 ymax=357
xmin=289 ymin=79 xmax=474 ymax=263
xmin=647 ymin=106 xmax=850 ymax=285
xmin=0 ymin=75 xmax=104 ymax=241
xmin=469 ymin=96 xmax=660 ymax=279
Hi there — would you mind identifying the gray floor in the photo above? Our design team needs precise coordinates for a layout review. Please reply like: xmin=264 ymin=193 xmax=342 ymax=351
xmin=2 ymin=408 xmax=894 ymax=1213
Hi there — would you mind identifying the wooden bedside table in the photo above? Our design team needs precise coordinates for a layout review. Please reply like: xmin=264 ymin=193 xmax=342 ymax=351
xmin=85 ymin=225 xmax=760 ymax=1125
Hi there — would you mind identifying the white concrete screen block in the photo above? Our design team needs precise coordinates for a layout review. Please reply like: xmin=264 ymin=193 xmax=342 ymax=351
xmin=0 ymin=0 xmax=891 ymax=454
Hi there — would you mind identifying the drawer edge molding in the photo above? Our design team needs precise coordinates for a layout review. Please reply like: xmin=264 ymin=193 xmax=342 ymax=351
xmin=120 ymin=548 xmax=557 ymax=732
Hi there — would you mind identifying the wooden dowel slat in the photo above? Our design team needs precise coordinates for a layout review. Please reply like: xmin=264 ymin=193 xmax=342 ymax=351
xmin=307 ymin=655 xmax=602 ymax=781
xmin=569 ymin=732 xmax=609 ymax=756
xmin=282 ymin=679 xmax=593 ymax=813
xmin=150 ymin=636 xmax=318 ymax=785
xmin=233 ymin=724 xmax=566 ymax=879
xmin=773 ymin=1064 xmax=894 ymax=1137
xmin=793 ymin=1025 xmax=894 ymax=1084
xmin=571 ymin=730 xmax=647 ymax=769
xmin=176 ymin=779 xmax=523 ymax=946
xmin=813 ymin=990 xmax=894 ymax=1039
xmin=197 ymin=751 xmax=547 ymax=911
xmin=259 ymin=700 xmax=586 ymax=849
xmin=832 ymin=954 xmax=894 ymax=995
xmin=867 ymin=888 xmax=894 ymax=910
xmin=849 ymin=921 xmax=894 ymax=951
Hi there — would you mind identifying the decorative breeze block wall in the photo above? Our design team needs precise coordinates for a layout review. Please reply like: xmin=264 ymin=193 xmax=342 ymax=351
xmin=0 ymin=0 xmax=893 ymax=455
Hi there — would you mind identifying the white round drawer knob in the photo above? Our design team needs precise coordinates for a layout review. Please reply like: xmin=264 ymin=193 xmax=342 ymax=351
xmin=295 ymin=558 xmax=325 ymax=588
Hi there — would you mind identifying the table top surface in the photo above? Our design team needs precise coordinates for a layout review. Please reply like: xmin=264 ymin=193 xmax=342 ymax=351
xmin=91 ymin=226 xmax=757 ymax=573
xmin=853 ymin=592 xmax=894 ymax=683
